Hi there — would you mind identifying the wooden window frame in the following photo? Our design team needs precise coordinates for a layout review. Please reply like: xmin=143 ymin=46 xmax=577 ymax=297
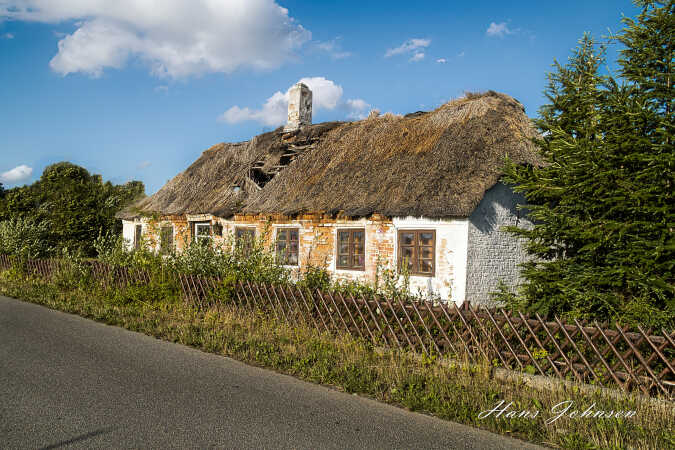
xmin=134 ymin=224 xmax=142 ymax=250
xmin=336 ymin=228 xmax=366 ymax=271
xmin=160 ymin=225 xmax=174 ymax=255
xmin=235 ymin=227 xmax=256 ymax=255
xmin=397 ymin=229 xmax=436 ymax=277
xmin=275 ymin=227 xmax=299 ymax=266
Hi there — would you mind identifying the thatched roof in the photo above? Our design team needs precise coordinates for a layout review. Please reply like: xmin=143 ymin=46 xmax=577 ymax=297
xmin=117 ymin=91 xmax=540 ymax=220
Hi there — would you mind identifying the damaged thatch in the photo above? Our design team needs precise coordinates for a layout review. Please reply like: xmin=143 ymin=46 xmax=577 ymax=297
xmin=118 ymin=91 xmax=540 ymax=220
xmin=116 ymin=122 xmax=343 ymax=220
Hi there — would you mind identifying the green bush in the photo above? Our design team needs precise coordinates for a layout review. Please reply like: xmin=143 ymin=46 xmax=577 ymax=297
xmin=93 ymin=224 xmax=432 ymax=304
xmin=0 ymin=162 xmax=145 ymax=256
xmin=0 ymin=217 xmax=54 ymax=259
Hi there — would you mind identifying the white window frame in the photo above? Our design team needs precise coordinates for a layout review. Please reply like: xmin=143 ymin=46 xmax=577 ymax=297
xmin=194 ymin=222 xmax=212 ymax=244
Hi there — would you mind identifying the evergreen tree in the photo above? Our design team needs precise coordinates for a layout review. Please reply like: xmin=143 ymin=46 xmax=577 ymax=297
xmin=502 ymin=1 xmax=674 ymax=329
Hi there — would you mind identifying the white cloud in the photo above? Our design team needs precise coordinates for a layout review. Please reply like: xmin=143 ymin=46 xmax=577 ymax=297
xmin=436 ymin=58 xmax=447 ymax=64
xmin=345 ymin=98 xmax=369 ymax=111
xmin=137 ymin=161 xmax=151 ymax=169
xmin=220 ymin=77 xmax=370 ymax=126
xmin=486 ymin=22 xmax=513 ymax=38
xmin=0 ymin=164 xmax=33 ymax=184
xmin=0 ymin=0 xmax=311 ymax=78
xmin=2 ymin=32 xmax=14 ymax=39
xmin=315 ymin=38 xmax=351 ymax=60
xmin=344 ymin=98 xmax=371 ymax=120
xmin=385 ymin=38 xmax=430 ymax=58
xmin=154 ymin=85 xmax=168 ymax=93
xmin=409 ymin=52 xmax=425 ymax=62
xmin=458 ymin=51 xmax=465 ymax=57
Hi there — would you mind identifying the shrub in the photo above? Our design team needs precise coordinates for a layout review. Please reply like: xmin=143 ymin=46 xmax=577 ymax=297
xmin=0 ymin=217 xmax=53 ymax=259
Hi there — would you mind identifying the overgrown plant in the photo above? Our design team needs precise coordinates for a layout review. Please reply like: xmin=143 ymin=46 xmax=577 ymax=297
xmin=0 ymin=217 xmax=54 ymax=259
xmin=1 ymin=269 xmax=672 ymax=450
xmin=94 ymin=223 xmax=431 ymax=303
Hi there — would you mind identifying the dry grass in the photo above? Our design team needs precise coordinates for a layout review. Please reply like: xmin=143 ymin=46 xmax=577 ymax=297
xmin=1 ymin=273 xmax=672 ymax=449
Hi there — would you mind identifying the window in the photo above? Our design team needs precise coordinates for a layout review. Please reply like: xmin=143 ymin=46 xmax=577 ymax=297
xmin=235 ymin=227 xmax=256 ymax=255
xmin=193 ymin=222 xmax=212 ymax=245
xmin=160 ymin=226 xmax=174 ymax=255
xmin=134 ymin=224 xmax=142 ymax=250
xmin=276 ymin=228 xmax=299 ymax=265
xmin=336 ymin=229 xmax=365 ymax=271
xmin=398 ymin=230 xmax=435 ymax=276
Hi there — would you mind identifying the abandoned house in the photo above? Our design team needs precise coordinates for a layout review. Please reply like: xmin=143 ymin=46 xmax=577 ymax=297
xmin=117 ymin=83 xmax=541 ymax=305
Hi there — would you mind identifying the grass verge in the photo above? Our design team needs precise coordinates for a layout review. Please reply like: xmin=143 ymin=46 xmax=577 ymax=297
xmin=1 ymin=274 xmax=672 ymax=449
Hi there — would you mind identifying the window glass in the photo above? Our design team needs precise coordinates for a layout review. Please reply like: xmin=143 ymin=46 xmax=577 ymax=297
xmin=194 ymin=223 xmax=212 ymax=246
xmin=236 ymin=227 xmax=256 ymax=255
xmin=336 ymin=229 xmax=365 ymax=270
xmin=398 ymin=230 xmax=435 ymax=276
xmin=275 ymin=228 xmax=299 ymax=265
xmin=420 ymin=247 xmax=433 ymax=259
xmin=160 ymin=226 xmax=173 ymax=255
xmin=195 ymin=224 xmax=210 ymax=236
xmin=420 ymin=259 xmax=433 ymax=273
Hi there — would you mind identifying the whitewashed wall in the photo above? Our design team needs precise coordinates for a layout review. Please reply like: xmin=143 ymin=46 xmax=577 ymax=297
xmin=466 ymin=182 xmax=532 ymax=306
xmin=121 ymin=220 xmax=136 ymax=251
xmin=392 ymin=217 xmax=469 ymax=304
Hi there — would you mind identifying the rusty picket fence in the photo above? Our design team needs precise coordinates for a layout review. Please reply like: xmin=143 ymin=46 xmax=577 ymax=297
xmin=87 ymin=261 xmax=152 ymax=289
xmin=178 ymin=275 xmax=675 ymax=400
xmin=0 ymin=255 xmax=152 ymax=289
xmin=0 ymin=254 xmax=62 ymax=278
xmin=1 ymin=255 xmax=673 ymax=400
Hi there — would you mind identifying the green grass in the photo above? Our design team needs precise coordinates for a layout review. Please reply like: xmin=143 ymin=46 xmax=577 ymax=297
xmin=1 ymin=272 xmax=672 ymax=450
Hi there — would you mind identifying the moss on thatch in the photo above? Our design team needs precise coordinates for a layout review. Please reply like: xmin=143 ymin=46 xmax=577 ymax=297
xmin=118 ymin=91 xmax=540 ymax=220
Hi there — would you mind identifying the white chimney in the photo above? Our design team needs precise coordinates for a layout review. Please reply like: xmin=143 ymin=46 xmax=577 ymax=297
xmin=284 ymin=82 xmax=312 ymax=132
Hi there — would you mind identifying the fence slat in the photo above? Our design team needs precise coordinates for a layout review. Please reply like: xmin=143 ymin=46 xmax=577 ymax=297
xmin=616 ymin=324 xmax=669 ymax=396
xmin=6 ymin=257 xmax=673 ymax=399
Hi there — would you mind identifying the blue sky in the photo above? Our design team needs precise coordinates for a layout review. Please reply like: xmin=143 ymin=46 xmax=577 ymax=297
xmin=0 ymin=0 xmax=639 ymax=194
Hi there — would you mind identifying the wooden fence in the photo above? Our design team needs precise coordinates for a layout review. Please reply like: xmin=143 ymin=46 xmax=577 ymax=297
xmin=2 ymin=255 xmax=673 ymax=400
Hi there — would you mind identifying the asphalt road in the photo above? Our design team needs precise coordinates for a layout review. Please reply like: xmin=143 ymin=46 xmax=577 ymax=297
xmin=0 ymin=296 xmax=544 ymax=449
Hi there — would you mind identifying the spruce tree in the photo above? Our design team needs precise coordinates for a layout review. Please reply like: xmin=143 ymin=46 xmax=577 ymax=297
xmin=502 ymin=1 xmax=674 ymax=329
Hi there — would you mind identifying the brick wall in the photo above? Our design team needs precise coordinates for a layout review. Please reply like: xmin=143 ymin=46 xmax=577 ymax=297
xmin=123 ymin=212 xmax=469 ymax=303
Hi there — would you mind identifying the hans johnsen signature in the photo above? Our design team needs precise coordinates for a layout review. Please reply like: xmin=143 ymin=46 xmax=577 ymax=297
xmin=478 ymin=400 xmax=637 ymax=425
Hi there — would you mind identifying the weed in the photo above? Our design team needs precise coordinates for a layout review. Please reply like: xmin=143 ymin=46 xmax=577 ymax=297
xmin=1 ymin=274 xmax=672 ymax=449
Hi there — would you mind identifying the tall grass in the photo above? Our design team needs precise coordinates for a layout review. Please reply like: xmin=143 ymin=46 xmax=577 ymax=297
xmin=0 ymin=263 xmax=672 ymax=449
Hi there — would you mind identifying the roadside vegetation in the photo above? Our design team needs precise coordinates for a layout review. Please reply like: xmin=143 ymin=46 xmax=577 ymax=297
xmin=0 ymin=162 xmax=144 ymax=258
xmin=0 ymin=259 xmax=672 ymax=450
